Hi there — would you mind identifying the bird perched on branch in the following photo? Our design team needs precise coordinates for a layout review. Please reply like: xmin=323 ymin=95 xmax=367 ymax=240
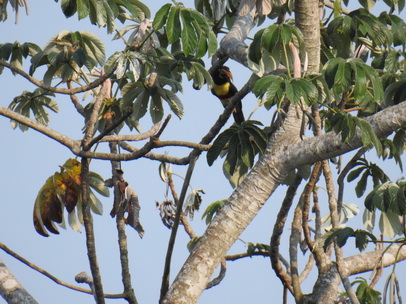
xmin=210 ymin=66 xmax=245 ymax=125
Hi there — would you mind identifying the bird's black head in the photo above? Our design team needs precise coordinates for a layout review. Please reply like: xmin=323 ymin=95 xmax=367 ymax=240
xmin=211 ymin=66 xmax=233 ymax=85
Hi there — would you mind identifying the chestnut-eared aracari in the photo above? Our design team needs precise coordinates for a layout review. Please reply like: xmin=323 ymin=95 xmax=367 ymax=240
xmin=210 ymin=66 xmax=245 ymax=125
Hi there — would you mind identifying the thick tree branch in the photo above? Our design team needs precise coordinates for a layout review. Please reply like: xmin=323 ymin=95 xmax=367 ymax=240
xmin=159 ymin=73 xmax=255 ymax=302
xmin=0 ymin=258 xmax=38 ymax=304
xmin=162 ymin=102 xmax=406 ymax=304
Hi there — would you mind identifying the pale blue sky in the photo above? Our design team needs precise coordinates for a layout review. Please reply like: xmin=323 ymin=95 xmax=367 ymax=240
xmin=0 ymin=1 xmax=405 ymax=304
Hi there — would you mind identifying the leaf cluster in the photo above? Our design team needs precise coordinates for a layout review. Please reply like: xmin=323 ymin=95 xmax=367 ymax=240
xmin=248 ymin=23 xmax=305 ymax=75
xmin=29 ymin=31 xmax=105 ymax=85
xmin=325 ymin=111 xmax=383 ymax=156
xmin=207 ymin=121 xmax=267 ymax=184
xmin=57 ymin=0 xmax=151 ymax=33
xmin=246 ymin=242 xmax=270 ymax=257
xmin=365 ymin=181 xmax=406 ymax=216
xmin=33 ymin=158 xmax=109 ymax=237
xmin=153 ymin=3 xmax=217 ymax=58
xmin=253 ymin=74 xmax=319 ymax=108
xmin=8 ymin=89 xmax=58 ymax=132
xmin=0 ymin=41 xmax=41 ymax=74
xmin=322 ymin=227 xmax=377 ymax=252
xmin=351 ymin=277 xmax=382 ymax=304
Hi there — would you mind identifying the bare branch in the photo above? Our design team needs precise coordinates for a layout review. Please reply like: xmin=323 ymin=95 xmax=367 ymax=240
xmin=206 ymin=259 xmax=226 ymax=289
xmin=270 ymin=174 xmax=302 ymax=294
xmin=0 ymin=59 xmax=115 ymax=95
xmin=0 ymin=106 xmax=81 ymax=153
xmin=80 ymin=158 xmax=105 ymax=303
xmin=99 ymin=122 xmax=162 ymax=142
xmin=0 ymin=242 xmax=123 ymax=299
xmin=322 ymin=160 xmax=360 ymax=304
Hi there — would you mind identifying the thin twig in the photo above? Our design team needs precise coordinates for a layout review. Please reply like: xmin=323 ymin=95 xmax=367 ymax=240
xmin=81 ymin=157 xmax=106 ymax=303
xmin=0 ymin=59 xmax=115 ymax=95
xmin=0 ymin=242 xmax=123 ymax=299
xmin=206 ymin=259 xmax=226 ymax=289
xmin=108 ymin=140 xmax=138 ymax=304
xmin=322 ymin=160 xmax=360 ymax=304
xmin=67 ymin=81 xmax=85 ymax=115
xmin=166 ymin=171 xmax=197 ymax=239
xmin=270 ymin=174 xmax=302 ymax=294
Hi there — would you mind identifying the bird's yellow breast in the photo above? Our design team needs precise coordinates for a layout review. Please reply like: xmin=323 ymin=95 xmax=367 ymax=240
xmin=212 ymin=82 xmax=231 ymax=98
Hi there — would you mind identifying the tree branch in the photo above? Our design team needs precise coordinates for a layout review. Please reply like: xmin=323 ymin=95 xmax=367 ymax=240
xmin=0 ymin=258 xmax=38 ymax=304
xmin=322 ymin=160 xmax=360 ymax=304
xmin=270 ymin=174 xmax=302 ymax=294
xmin=0 ymin=59 xmax=115 ymax=95
xmin=0 ymin=242 xmax=123 ymax=299
xmin=80 ymin=157 xmax=105 ymax=303
xmin=108 ymin=144 xmax=138 ymax=304
xmin=162 ymin=102 xmax=406 ymax=304
xmin=0 ymin=106 xmax=81 ymax=153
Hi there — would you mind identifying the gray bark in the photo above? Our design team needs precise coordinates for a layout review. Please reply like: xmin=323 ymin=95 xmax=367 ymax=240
xmin=162 ymin=102 xmax=406 ymax=304
xmin=0 ymin=259 xmax=38 ymax=304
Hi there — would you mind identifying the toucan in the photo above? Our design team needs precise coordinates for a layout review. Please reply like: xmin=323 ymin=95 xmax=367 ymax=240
xmin=210 ymin=66 xmax=245 ymax=124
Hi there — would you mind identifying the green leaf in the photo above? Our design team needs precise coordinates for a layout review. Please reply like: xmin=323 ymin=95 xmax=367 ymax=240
xmin=166 ymin=6 xmax=181 ymax=44
xmin=207 ymin=31 xmax=218 ymax=57
xmin=153 ymin=3 xmax=171 ymax=30
xmin=322 ymin=227 xmax=354 ymax=251
xmin=88 ymin=171 xmax=110 ymax=197
xmin=249 ymin=28 xmax=265 ymax=64
xmin=77 ymin=0 xmax=90 ymax=19
xmin=156 ymin=87 xmax=184 ymax=119
xmin=150 ymin=90 xmax=164 ymax=123
xmin=207 ymin=128 xmax=236 ymax=166
xmin=133 ymin=90 xmax=150 ymax=121
xmin=201 ymin=199 xmax=226 ymax=225
xmin=334 ymin=59 xmax=351 ymax=94
xmin=180 ymin=10 xmax=198 ymax=55
xmin=238 ymin=130 xmax=254 ymax=168
xmin=356 ymin=119 xmax=383 ymax=156
xmin=225 ymin=133 xmax=241 ymax=175
xmin=354 ymin=229 xmax=377 ymax=251
xmin=347 ymin=165 xmax=366 ymax=182
xmin=261 ymin=25 xmax=280 ymax=54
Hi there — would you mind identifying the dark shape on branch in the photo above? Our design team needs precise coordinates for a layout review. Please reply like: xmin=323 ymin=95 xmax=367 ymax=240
xmin=210 ymin=66 xmax=245 ymax=125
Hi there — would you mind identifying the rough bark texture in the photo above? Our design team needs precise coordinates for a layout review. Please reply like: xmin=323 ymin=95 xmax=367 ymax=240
xmin=162 ymin=98 xmax=405 ymax=303
xmin=302 ymin=244 xmax=406 ymax=303
xmin=0 ymin=259 xmax=38 ymax=304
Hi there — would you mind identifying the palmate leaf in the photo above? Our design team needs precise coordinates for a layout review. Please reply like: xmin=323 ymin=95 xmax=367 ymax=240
xmin=8 ymin=89 xmax=58 ymax=132
xmin=249 ymin=24 xmax=305 ymax=74
xmin=30 ymin=31 xmax=105 ymax=83
xmin=322 ymin=227 xmax=377 ymax=252
xmin=154 ymin=4 xmax=216 ymax=57
xmin=33 ymin=158 xmax=109 ymax=237
xmin=0 ymin=42 xmax=41 ymax=75
xmin=208 ymin=121 xmax=267 ymax=184
xmin=57 ymin=0 xmax=151 ymax=33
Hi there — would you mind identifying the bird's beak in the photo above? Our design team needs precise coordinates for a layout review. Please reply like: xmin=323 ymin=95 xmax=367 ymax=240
xmin=224 ymin=70 xmax=233 ymax=80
